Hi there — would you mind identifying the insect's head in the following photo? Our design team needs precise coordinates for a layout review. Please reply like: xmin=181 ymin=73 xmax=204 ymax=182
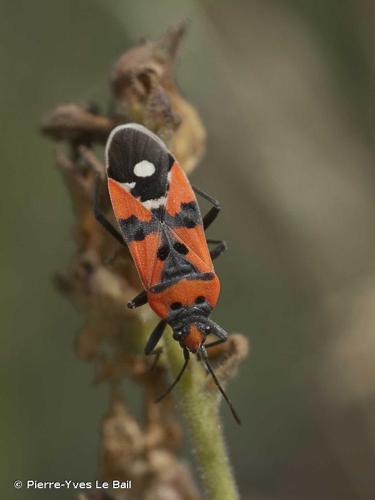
xmin=166 ymin=302 xmax=239 ymax=424
xmin=167 ymin=296 xmax=227 ymax=353
xmin=157 ymin=297 xmax=239 ymax=424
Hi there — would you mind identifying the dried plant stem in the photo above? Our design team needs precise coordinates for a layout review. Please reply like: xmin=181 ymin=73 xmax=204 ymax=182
xmin=163 ymin=331 xmax=239 ymax=500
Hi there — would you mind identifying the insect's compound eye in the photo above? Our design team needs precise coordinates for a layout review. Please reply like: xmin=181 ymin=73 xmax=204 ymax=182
xmin=195 ymin=296 xmax=205 ymax=304
xmin=170 ymin=302 xmax=183 ymax=311
xmin=204 ymin=325 xmax=211 ymax=334
xmin=173 ymin=331 xmax=182 ymax=341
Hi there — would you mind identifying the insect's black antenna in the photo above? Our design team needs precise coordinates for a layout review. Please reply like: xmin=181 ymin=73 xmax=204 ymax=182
xmin=201 ymin=349 xmax=241 ymax=425
xmin=155 ymin=348 xmax=190 ymax=403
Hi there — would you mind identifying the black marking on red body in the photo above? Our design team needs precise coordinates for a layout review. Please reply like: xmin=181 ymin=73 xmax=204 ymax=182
xmin=118 ymin=201 xmax=201 ymax=244
xmin=147 ymin=201 xmax=200 ymax=226
xmin=150 ymin=272 xmax=215 ymax=293
xmin=119 ymin=215 xmax=159 ymax=243
xmin=169 ymin=201 xmax=200 ymax=229
xmin=161 ymin=244 xmax=197 ymax=281
xmin=157 ymin=240 xmax=188 ymax=261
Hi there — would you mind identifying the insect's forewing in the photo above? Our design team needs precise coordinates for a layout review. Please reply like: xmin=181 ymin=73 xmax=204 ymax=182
xmin=107 ymin=178 xmax=161 ymax=288
xmin=106 ymin=124 xmax=172 ymax=288
xmin=165 ymin=161 xmax=214 ymax=272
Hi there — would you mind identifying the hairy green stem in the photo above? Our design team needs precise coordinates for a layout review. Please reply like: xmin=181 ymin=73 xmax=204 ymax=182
xmin=163 ymin=331 xmax=239 ymax=500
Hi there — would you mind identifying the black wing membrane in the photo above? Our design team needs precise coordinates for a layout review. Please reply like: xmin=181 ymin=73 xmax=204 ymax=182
xmin=106 ymin=124 xmax=174 ymax=210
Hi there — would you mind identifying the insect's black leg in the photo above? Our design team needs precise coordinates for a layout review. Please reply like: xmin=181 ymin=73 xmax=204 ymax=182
xmin=148 ymin=347 xmax=163 ymax=371
xmin=144 ymin=320 xmax=167 ymax=371
xmin=203 ymin=207 xmax=221 ymax=231
xmin=200 ymin=332 xmax=227 ymax=363
xmin=144 ymin=320 xmax=167 ymax=355
xmin=197 ymin=337 xmax=226 ymax=368
xmin=94 ymin=176 xmax=125 ymax=246
xmin=207 ymin=239 xmax=227 ymax=260
xmin=127 ymin=290 xmax=148 ymax=310
xmin=193 ymin=185 xmax=221 ymax=230
xmin=204 ymin=337 xmax=227 ymax=349
xmin=193 ymin=185 xmax=220 ymax=207
xmin=205 ymin=321 xmax=228 ymax=346
xmin=155 ymin=348 xmax=190 ymax=403
xmin=206 ymin=239 xmax=222 ymax=244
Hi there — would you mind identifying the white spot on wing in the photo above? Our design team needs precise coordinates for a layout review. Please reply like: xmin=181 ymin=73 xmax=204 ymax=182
xmin=120 ymin=181 xmax=136 ymax=191
xmin=134 ymin=160 xmax=155 ymax=178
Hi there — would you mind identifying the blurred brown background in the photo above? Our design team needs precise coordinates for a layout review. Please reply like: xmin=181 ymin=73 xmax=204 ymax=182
xmin=2 ymin=1 xmax=375 ymax=499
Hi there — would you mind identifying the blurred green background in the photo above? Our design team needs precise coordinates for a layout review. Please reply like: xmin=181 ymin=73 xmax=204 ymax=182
xmin=2 ymin=1 xmax=375 ymax=499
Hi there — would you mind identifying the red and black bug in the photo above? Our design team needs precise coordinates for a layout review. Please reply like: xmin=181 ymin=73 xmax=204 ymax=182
xmin=94 ymin=123 xmax=240 ymax=424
